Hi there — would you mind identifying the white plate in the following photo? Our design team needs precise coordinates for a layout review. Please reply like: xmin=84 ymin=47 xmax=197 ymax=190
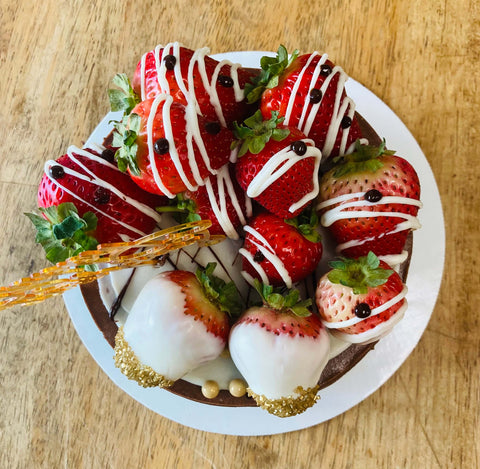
xmin=63 ymin=51 xmax=445 ymax=436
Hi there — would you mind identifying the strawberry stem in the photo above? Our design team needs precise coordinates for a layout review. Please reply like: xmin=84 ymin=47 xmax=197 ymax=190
xmin=253 ymin=280 xmax=312 ymax=317
xmin=327 ymin=252 xmax=393 ymax=295
xmin=232 ymin=110 xmax=290 ymax=157
xmin=244 ymin=45 xmax=299 ymax=103
xmin=196 ymin=263 xmax=243 ymax=317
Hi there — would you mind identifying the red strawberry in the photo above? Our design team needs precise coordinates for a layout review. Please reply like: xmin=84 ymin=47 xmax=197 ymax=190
xmin=234 ymin=110 xmax=322 ymax=219
xmin=113 ymin=96 xmax=235 ymax=198
xmin=115 ymin=263 xmax=241 ymax=386
xmin=27 ymin=146 xmax=164 ymax=264
xmin=229 ymin=282 xmax=330 ymax=417
xmin=317 ymin=140 xmax=422 ymax=259
xmin=246 ymin=46 xmax=362 ymax=158
xmin=131 ymin=42 xmax=259 ymax=128
xmin=315 ymin=252 xmax=408 ymax=343
xmin=163 ymin=164 xmax=251 ymax=239
xmin=240 ymin=210 xmax=323 ymax=288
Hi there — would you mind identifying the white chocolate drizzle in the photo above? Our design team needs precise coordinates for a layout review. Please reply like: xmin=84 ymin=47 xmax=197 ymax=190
xmin=317 ymin=191 xmax=423 ymax=253
xmin=145 ymin=94 xmax=217 ymax=198
xmin=139 ymin=42 xmax=246 ymax=127
xmin=44 ymin=146 xmax=162 ymax=238
xmin=239 ymin=225 xmax=293 ymax=287
xmin=204 ymin=165 xmax=252 ymax=240
xmin=246 ymin=139 xmax=322 ymax=214
xmin=283 ymin=52 xmax=356 ymax=158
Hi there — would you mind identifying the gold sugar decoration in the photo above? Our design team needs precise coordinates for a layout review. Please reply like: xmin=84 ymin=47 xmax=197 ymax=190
xmin=114 ymin=327 xmax=175 ymax=388
xmin=247 ymin=385 xmax=321 ymax=418
xmin=0 ymin=220 xmax=223 ymax=311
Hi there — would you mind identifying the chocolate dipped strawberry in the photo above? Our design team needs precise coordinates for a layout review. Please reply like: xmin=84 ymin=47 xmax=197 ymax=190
xmin=246 ymin=45 xmax=362 ymax=158
xmin=317 ymin=140 xmax=422 ymax=259
xmin=315 ymin=252 xmax=408 ymax=344
xmin=112 ymin=96 xmax=234 ymax=198
xmin=234 ymin=110 xmax=322 ymax=219
xmin=131 ymin=42 xmax=259 ymax=128
xmin=239 ymin=209 xmax=323 ymax=288
xmin=114 ymin=263 xmax=241 ymax=387
xmin=229 ymin=282 xmax=330 ymax=417
xmin=27 ymin=146 xmax=164 ymax=264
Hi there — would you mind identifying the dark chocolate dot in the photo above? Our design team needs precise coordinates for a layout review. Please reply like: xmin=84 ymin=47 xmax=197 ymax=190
xmin=290 ymin=140 xmax=307 ymax=156
xmin=320 ymin=64 xmax=332 ymax=76
xmin=253 ymin=251 xmax=265 ymax=263
xmin=205 ymin=122 xmax=221 ymax=135
xmin=364 ymin=189 xmax=383 ymax=203
xmin=163 ymin=54 xmax=176 ymax=70
xmin=93 ymin=187 xmax=111 ymax=204
xmin=354 ymin=302 xmax=371 ymax=318
xmin=153 ymin=138 xmax=169 ymax=155
xmin=217 ymin=75 xmax=234 ymax=87
xmin=100 ymin=148 xmax=116 ymax=164
xmin=309 ymin=88 xmax=323 ymax=104
xmin=341 ymin=116 xmax=352 ymax=129
xmin=49 ymin=165 xmax=65 ymax=180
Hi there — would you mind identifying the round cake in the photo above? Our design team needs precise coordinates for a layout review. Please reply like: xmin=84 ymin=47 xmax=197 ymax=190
xmin=29 ymin=43 xmax=422 ymax=417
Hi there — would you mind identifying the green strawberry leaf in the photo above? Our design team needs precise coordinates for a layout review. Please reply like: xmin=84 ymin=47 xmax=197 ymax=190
xmin=196 ymin=262 xmax=243 ymax=317
xmin=252 ymin=279 xmax=312 ymax=317
xmin=332 ymin=139 xmax=396 ymax=178
xmin=244 ymin=45 xmax=299 ymax=103
xmin=25 ymin=203 xmax=99 ymax=265
xmin=113 ymin=113 xmax=141 ymax=175
xmin=232 ymin=110 xmax=289 ymax=157
xmin=285 ymin=206 xmax=322 ymax=243
xmin=108 ymin=73 xmax=141 ymax=115
xmin=327 ymin=251 xmax=394 ymax=295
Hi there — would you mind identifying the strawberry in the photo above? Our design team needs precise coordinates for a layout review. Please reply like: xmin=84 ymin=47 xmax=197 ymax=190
xmin=315 ymin=252 xmax=408 ymax=344
xmin=131 ymin=42 xmax=259 ymax=128
xmin=159 ymin=164 xmax=252 ymax=239
xmin=234 ymin=110 xmax=322 ymax=219
xmin=317 ymin=140 xmax=422 ymax=259
xmin=114 ymin=263 xmax=241 ymax=386
xmin=112 ymin=96 xmax=235 ymax=198
xmin=239 ymin=209 xmax=323 ymax=288
xmin=246 ymin=45 xmax=362 ymax=158
xmin=229 ymin=282 xmax=330 ymax=417
xmin=27 ymin=146 xmax=164 ymax=264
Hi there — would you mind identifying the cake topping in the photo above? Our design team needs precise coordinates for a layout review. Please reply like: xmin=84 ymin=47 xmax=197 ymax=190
xmin=320 ymin=63 xmax=332 ymax=76
xmin=49 ymin=165 xmax=65 ymax=179
xmin=202 ymin=380 xmax=220 ymax=399
xmin=217 ymin=74 xmax=234 ymax=87
xmin=153 ymin=137 xmax=170 ymax=154
xmin=354 ymin=302 xmax=371 ymax=318
xmin=229 ymin=379 xmax=247 ymax=397
xmin=163 ymin=54 xmax=177 ymax=70
xmin=341 ymin=116 xmax=352 ymax=129
xmin=364 ymin=188 xmax=383 ymax=202
xmin=290 ymin=140 xmax=307 ymax=156
xmin=309 ymin=88 xmax=322 ymax=104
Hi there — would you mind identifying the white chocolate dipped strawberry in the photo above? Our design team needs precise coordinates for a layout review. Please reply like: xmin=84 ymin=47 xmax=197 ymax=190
xmin=315 ymin=252 xmax=408 ymax=344
xmin=114 ymin=263 xmax=241 ymax=388
xmin=229 ymin=282 xmax=330 ymax=417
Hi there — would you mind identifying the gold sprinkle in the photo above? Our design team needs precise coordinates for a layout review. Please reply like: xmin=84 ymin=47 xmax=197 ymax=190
xmin=247 ymin=385 xmax=320 ymax=418
xmin=201 ymin=380 xmax=220 ymax=399
xmin=229 ymin=378 xmax=247 ymax=397
xmin=114 ymin=327 xmax=174 ymax=388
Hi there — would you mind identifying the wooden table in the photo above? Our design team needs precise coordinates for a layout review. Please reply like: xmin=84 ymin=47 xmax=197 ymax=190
xmin=0 ymin=0 xmax=478 ymax=467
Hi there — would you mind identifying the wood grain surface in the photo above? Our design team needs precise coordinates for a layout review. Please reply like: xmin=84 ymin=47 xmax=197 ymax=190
xmin=0 ymin=0 xmax=478 ymax=468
